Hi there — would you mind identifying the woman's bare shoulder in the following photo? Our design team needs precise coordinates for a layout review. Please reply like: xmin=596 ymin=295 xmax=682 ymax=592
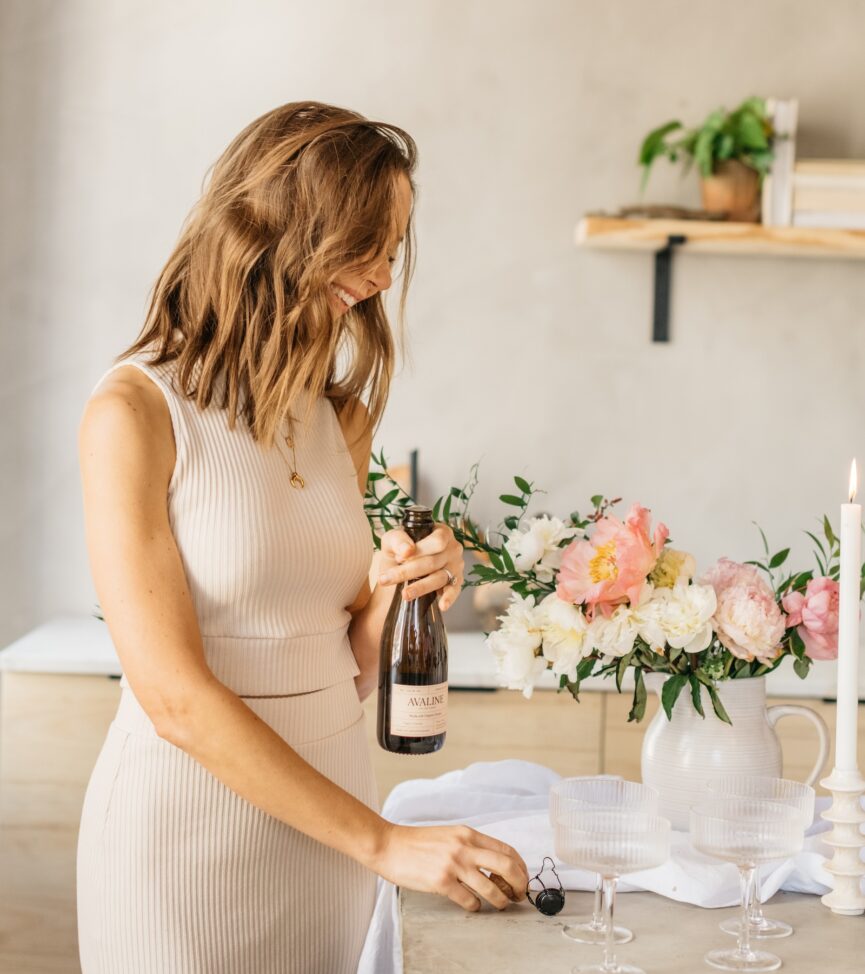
xmin=79 ymin=364 xmax=176 ymax=486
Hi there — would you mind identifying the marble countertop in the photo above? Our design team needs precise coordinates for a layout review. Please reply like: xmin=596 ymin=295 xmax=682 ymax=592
xmin=0 ymin=615 xmax=854 ymax=699
xmin=400 ymin=889 xmax=861 ymax=974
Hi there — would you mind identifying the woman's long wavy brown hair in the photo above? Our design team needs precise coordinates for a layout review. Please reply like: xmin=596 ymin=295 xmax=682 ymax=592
xmin=117 ymin=100 xmax=417 ymax=451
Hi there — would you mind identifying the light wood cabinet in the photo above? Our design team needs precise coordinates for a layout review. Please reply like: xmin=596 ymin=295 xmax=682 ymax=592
xmin=362 ymin=688 xmax=603 ymax=803
xmin=0 ymin=672 xmax=121 ymax=829
xmin=3 ymin=673 xmax=862 ymax=828
xmin=0 ymin=672 xmax=121 ymax=974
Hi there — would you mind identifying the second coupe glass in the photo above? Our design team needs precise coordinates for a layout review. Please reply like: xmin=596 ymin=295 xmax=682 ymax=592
xmin=706 ymin=775 xmax=814 ymax=940
xmin=690 ymin=799 xmax=804 ymax=972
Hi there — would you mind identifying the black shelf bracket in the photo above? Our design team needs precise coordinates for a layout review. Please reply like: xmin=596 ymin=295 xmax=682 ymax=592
xmin=652 ymin=234 xmax=687 ymax=342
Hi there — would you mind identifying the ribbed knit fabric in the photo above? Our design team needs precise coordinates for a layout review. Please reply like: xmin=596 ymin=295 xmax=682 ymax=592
xmin=76 ymin=346 xmax=380 ymax=973
xmin=88 ymin=345 xmax=373 ymax=695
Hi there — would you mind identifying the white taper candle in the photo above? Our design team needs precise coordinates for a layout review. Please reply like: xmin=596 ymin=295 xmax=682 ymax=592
xmin=836 ymin=460 xmax=861 ymax=772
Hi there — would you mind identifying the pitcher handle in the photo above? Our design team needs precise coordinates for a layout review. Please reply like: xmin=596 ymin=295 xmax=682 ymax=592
xmin=766 ymin=704 xmax=831 ymax=787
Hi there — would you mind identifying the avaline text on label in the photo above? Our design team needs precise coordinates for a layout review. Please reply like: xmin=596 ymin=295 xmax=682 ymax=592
xmin=390 ymin=681 xmax=448 ymax=737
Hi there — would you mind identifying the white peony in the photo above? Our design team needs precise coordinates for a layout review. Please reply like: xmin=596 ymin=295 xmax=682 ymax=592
xmin=586 ymin=583 xmax=659 ymax=659
xmin=637 ymin=583 xmax=717 ymax=654
xmin=504 ymin=515 xmax=582 ymax=583
xmin=539 ymin=592 xmax=592 ymax=682
xmin=485 ymin=593 xmax=547 ymax=698
xmin=589 ymin=603 xmax=643 ymax=659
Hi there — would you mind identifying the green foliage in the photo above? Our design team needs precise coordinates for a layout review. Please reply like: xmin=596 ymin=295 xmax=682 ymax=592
xmin=638 ymin=96 xmax=775 ymax=191
xmin=616 ymin=651 xmax=634 ymax=693
xmin=628 ymin=668 xmax=647 ymax=723
xmin=661 ymin=674 xmax=688 ymax=720
xmin=363 ymin=448 xmax=414 ymax=550
xmin=706 ymin=683 xmax=732 ymax=724
xmin=688 ymin=673 xmax=705 ymax=718
xmin=769 ymin=548 xmax=790 ymax=569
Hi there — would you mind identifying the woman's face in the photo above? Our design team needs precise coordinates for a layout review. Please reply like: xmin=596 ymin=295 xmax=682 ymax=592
xmin=328 ymin=171 xmax=413 ymax=316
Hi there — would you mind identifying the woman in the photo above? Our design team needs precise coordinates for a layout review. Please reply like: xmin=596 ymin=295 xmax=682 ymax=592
xmin=76 ymin=101 xmax=528 ymax=973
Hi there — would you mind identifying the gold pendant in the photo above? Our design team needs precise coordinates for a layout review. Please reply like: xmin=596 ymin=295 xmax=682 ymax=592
xmin=290 ymin=471 xmax=305 ymax=489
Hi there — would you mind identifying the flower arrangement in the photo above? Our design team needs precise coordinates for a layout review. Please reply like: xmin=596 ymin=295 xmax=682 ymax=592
xmin=365 ymin=453 xmax=861 ymax=724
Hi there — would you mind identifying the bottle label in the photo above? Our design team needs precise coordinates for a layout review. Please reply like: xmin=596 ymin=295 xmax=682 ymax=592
xmin=390 ymin=682 xmax=448 ymax=737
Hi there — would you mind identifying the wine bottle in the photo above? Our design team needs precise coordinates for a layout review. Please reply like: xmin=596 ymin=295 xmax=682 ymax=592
xmin=377 ymin=504 xmax=448 ymax=754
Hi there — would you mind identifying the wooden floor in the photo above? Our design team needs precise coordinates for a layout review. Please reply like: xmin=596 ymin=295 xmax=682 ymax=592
xmin=0 ymin=672 xmax=860 ymax=973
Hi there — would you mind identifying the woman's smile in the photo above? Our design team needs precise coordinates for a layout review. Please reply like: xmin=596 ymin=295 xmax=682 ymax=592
xmin=330 ymin=282 xmax=362 ymax=312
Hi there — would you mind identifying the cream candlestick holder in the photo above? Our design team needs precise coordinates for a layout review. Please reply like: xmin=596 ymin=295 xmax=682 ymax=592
xmin=820 ymin=767 xmax=865 ymax=915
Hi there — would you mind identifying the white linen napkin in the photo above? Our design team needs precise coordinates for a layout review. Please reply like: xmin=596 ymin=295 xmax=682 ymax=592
xmin=357 ymin=759 xmax=844 ymax=974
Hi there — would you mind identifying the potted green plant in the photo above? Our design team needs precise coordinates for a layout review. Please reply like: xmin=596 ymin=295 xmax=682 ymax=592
xmin=638 ymin=96 xmax=776 ymax=223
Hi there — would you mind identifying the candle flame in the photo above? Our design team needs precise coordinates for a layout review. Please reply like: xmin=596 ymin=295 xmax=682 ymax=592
xmin=850 ymin=459 xmax=858 ymax=503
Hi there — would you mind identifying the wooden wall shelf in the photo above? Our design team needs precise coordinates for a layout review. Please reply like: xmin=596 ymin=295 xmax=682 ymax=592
xmin=575 ymin=216 xmax=865 ymax=342
xmin=576 ymin=216 xmax=865 ymax=260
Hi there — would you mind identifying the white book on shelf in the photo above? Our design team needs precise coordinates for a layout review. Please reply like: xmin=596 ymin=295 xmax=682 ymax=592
xmin=793 ymin=175 xmax=865 ymax=194
xmin=792 ymin=210 xmax=865 ymax=230
xmin=793 ymin=185 xmax=865 ymax=212
xmin=795 ymin=158 xmax=865 ymax=180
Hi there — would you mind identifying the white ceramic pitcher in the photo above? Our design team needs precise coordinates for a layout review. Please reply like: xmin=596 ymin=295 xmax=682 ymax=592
xmin=640 ymin=674 xmax=830 ymax=830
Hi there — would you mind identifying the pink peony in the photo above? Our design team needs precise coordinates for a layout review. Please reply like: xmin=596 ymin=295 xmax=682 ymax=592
xmin=781 ymin=577 xmax=839 ymax=661
xmin=700 ymin=558 xmax=787 ymax=664
xmin=557 ymin=503 xmax=668 ymax=617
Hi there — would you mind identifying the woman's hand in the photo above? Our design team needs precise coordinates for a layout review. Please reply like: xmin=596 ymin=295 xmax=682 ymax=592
xmin=377 ymin=522 xmax=464 ymax=613
xmin=372 ymin=822 xmax=529 ymax=911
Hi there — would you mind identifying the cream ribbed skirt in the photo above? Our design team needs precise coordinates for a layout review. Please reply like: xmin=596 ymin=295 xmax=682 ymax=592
xmin=77 ymin=680 xmax=379 ymax=973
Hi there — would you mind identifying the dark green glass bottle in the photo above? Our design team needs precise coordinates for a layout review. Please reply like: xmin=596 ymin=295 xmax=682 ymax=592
xmin=377 ymin=505 xmax=448 ymax=754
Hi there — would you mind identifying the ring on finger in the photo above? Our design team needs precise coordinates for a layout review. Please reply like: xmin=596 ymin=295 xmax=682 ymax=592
xmin=443 ymin=568 xmax=459 ymax=588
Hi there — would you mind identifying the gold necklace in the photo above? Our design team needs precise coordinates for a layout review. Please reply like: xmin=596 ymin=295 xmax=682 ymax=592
xmin=284 ymin=423 xmax=305 ymax=489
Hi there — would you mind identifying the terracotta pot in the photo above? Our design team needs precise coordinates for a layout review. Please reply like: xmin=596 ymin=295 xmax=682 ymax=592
xmin=640 ymin=674 xmax=829 ymax=831
xmin=700 ymin=159 xmax=761 ymax=223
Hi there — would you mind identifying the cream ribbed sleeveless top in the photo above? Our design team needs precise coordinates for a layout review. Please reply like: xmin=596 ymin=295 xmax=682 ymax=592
xmin=91 ymin=344 xmax=373 ymax=695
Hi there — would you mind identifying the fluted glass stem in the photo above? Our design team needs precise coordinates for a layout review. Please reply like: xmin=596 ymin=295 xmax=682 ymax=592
xmin=737 ymin=865 xmax=757 ymax=961
xmin=746 ymin=866 xmax=764 ymax=927
xmin=601 ymin=875 xmax=618 ymax=973
xmin=591 ymin=874 xmax=605 ymax=930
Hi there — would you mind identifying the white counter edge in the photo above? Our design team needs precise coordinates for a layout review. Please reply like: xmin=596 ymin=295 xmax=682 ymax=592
xmin=1 ymin=615 xmax=860 ymax=700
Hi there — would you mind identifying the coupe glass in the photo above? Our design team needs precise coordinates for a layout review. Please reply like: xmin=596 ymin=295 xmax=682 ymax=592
xmin=554 ymin=808 xmax=671 ymax=974
xmin=707 ymin=776 xmax=814 ymax=940
xmin=690 ymin=799 xmax=804 ymax=972
xmin=550 ymin=777 xmax=659 ymax=946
